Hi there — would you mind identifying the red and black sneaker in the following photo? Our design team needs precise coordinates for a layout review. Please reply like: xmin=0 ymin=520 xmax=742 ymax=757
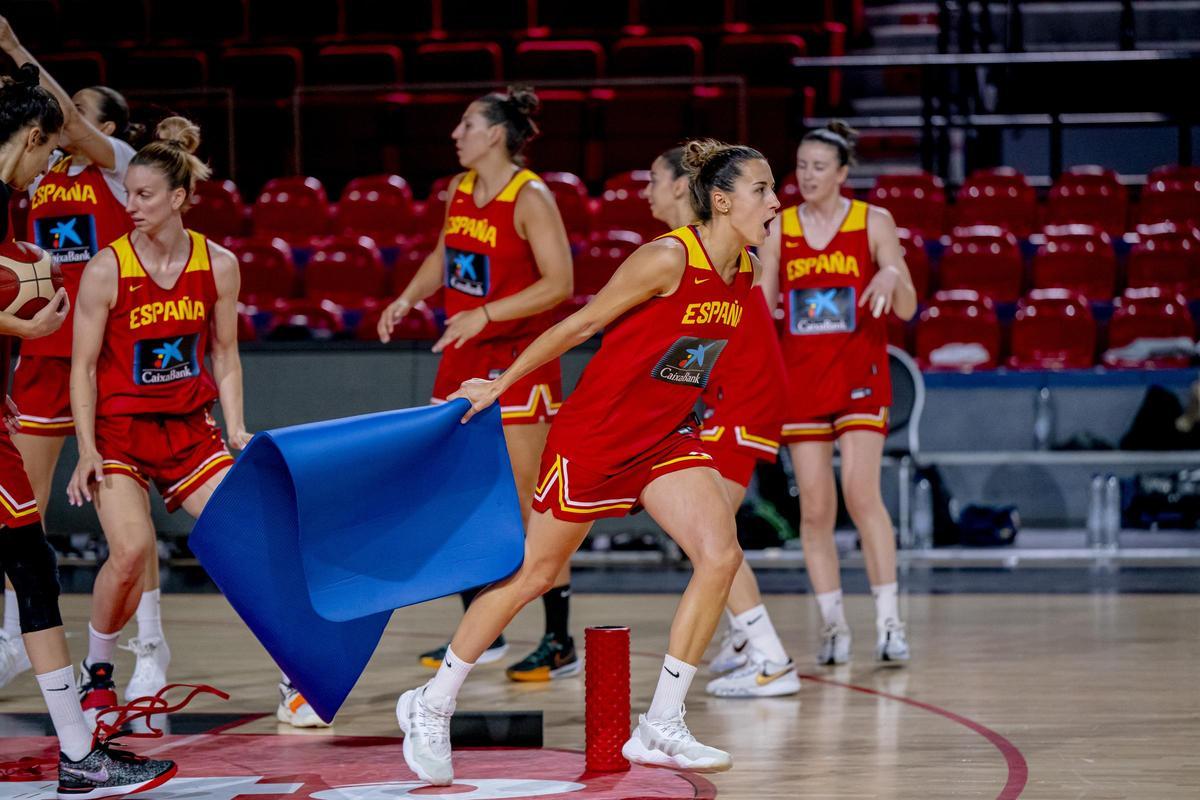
xmin=77 ymin=662 xmax=118 ymax=729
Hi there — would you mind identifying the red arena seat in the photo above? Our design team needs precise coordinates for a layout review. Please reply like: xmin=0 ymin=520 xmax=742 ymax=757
xmin=230 ymin=236 xmax=297 ymax=305
xmin=954 ymin=167 xmax=1037 ymax=238
xmin=915 ymin=289 xmax=1001 ymax=371
xmin=1031 ymin=224 xmax=1117 ymax=302
xmin=1139 ymin=169 xmax=1200 ymax=228
xmin=1045 ymin=165 xmax=1128 ymax=236
xmin=540 ymin=171 xmax=593 ymax=245
xmin=335 ymin=174 xmax=416 ymax=244
xmin=253 ymin=176 xmax=332 ymax=239
xmin=303 ymin=236 xmax=388 ymax=307
xmin=870 ymin=172 xmax=946 ymax=238
xmin=896 ymin=228 xmax=931 ymax=299
xmin=189 ymin=179 xmax=248 ymax=240
xmin=1127 ymin=224 xmax=1200 ymax=298
xmin=938 ymin=225 xmax=1024 ymax=303
xmin=1007 ymin=289 xmax=1096 ymax=370
xmin=574 ymin=230 xmax=643 ymax=297
xmin=597 ymin=172 xmax=657 ymax=238
xmin=1103 ymin=287 xmax=1196 ymax=368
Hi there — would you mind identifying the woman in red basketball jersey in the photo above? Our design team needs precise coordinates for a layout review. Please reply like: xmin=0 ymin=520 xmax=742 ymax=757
xmin=0 ymin=15 xmax=143 ymax=683
xmin=377 ymin=86 xmax=577 ymax=681
xmin=759 ymin=122 xmax=918 ymax=667
xmin=0 ymin=65 xmax=178 ymax=796
xmin=66 ymin=117 xmax=259 ymax=722
xmin=644 ymin=147 xmax=798 ymax=698
xmin=394 ymin=141 xmax=780 ymax=786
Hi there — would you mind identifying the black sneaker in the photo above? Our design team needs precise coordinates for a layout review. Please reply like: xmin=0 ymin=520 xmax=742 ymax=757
xmin=506 ymin=633 xmax=581 ymax=682
xmin=418 ymin=635 xmax=508 ymax=669
xmin=57 ymin=740 xmax=176 ymax=799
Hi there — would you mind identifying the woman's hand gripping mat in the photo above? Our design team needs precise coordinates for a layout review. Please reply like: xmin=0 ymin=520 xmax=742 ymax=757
xmin=190 ymin=400 xmax=524 ymax=722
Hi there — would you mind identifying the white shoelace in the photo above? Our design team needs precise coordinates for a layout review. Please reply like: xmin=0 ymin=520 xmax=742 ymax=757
xmin=652 ymin=705 xmax=696 ymax=744
xmin=416 ymin=694 xmax=453 ymax=755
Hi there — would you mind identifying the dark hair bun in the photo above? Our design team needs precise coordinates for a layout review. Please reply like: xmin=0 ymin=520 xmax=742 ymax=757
xmin=681 ymin=138 xmax=734 ymax=180
xmin=826 ymin=119 xmax=859 ymax=146
xmin=13 ymin=63 xmax=41 ymax=89
xmin=506 ymin=85 xmax=539 ymax=117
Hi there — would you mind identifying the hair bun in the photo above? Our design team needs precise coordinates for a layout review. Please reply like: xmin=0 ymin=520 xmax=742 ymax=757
xmin=505 ymin=85 xmax=540 ymax=117
xmin=13 ymin=63 xmax=41 ymax=89
xmin=681 ymin=138 xmax=735 ymax=179
xmin=826 ymin=119 xmax=859 ymax=146
xmin=155 ymin=115 xmax=201 ymax=154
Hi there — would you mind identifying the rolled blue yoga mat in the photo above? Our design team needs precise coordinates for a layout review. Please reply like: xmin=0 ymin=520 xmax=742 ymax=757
xmin=191 ymin=400 xmax=524 ymax=722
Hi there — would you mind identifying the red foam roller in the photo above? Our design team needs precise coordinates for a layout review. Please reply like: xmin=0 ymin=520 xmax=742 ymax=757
xmin=585 ymin=625 xmax=631 ymax=772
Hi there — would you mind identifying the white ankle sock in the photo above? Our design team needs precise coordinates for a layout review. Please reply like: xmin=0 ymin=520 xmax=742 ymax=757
xmin=425 ymin=645 xmax=473 ymax=703
xmin=37 ymin=665 xmax=92 ymax=761
xmin=135 ymin=589 xmax=164 ymax=642
xmin=86 ymin=624 xmax=120 ymax=666
xmin=872 ymin=582 xmax=900 ymax=632
xmin=734 ymin=605 xmax=789 ymax=664
xmin=647 ymin=654 xmax=696 ymax=720
xmin=815 ymin=589 xmax=847 ymax=627
xmin=3 ymin=589 xmax=19 ymax=637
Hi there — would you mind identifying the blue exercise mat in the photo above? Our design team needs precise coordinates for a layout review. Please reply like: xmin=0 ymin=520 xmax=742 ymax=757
xmin=190 ymin=400 xmax=525 ymax=722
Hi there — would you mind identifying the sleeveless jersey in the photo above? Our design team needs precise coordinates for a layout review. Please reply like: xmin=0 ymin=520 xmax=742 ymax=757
xmin=549 ymin=225 xmax=754 ymax=472
xmin=443 ymin=169 xmax=551 ymax=342
xmin=25 ymin=155 xmax=133 ymax=356
xmin=0 ymin=182 xmax=11 ymax=397
xmin=96 ymin=230 xmax=219 ymax=417
xmin=701 ymin=288 xmax=786 ymax=447
xmin=779 ymin=200 xmax=890 ymax=416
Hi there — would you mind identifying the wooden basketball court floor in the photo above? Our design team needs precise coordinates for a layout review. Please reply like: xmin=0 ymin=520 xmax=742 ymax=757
xmin=1 ymin=591 xmax=1197 ymax=799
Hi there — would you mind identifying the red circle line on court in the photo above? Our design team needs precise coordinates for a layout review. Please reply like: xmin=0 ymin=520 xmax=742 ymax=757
xmin=799 ymin=672 xmax=1029 ymax=800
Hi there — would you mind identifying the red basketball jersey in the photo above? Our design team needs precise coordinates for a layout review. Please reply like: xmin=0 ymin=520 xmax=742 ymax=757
xmin=549 ymin=225 xmax=754 ymax=472
xmin=442 ymin=169 xmax=552 ymax=342
xmin=779 ymin=200 xmax=890 ymax=416
xmin=96 ymin=230 xmax=219 ymax=417
xmin=700 ymin=288 xmax=786 ymax=452
xmin=26 ymin=156 xmax=133 ymax=356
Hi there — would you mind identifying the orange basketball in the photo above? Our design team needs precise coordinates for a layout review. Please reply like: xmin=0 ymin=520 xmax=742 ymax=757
xmin=0 ymin=241 xmax=64 ymax=319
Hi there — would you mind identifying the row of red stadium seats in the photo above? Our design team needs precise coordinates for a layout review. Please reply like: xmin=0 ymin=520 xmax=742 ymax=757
xmin=33 ymin=163 xmax=1188 ymax=247
xmin=12 ymin=0 xmax=855 ymax=48
xmin=898 ymin=288 xmax=1198 ymax=371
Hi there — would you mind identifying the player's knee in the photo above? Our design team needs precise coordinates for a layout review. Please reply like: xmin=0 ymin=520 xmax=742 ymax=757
xmin=843 ymin=486 xmax=884 ymax=525
xmin=105 ymin=538 xmax=153 ymax=582
xmin=694 ymin=535 xmax=743 ymax=581
xmin=0 ymin=523 xmax=63 ymax=633
xmin=518 ymin=561 xmax=561 ymax=599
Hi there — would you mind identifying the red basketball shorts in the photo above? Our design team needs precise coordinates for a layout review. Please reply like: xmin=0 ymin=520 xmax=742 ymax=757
xmin=94 ymin=408 xmax=234 ymax=512
xmin=431 ymin=336 xmax=561 ymax=425
xmin=532 ymin=432 xmax=716 ymax=522
xmin=699 ymin=424 xmax=781 ymax=487
xmin=781 ymin=403 xmax=889 ymax=443
xmin=0 ymin=432 xmax=40 ymax=527
xmin=11 ymin=356 xmax=74 ymax=436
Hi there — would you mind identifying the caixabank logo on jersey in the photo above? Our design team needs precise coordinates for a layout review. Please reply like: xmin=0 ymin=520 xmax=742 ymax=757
xmin=445 ymin=247 xmax=490 ymax=297
xmin=33 ymin=214 xmax=99 ymax=264
xmin=790 ymin=286 xmax=857 ymax=335
xmin=134 ymin=333 xmax=200 ymax=385
xmin=651 ymin=336 xmax=728 ymax=388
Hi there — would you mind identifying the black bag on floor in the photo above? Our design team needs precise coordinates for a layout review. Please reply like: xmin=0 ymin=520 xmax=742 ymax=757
xmin=914 ymin=464 xmax=961 ymax=547
xmin=956 ymin=504 xmax=1019 ymax=546
xmin=1121 ymin=385 xmax=1187 ymax=450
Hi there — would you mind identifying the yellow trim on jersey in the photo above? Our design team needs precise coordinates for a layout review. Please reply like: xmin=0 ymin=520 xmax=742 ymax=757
xmin=184 ymin=229 xmax=212 ymax=272
xmin=700 ymin=425 xmax=726 ymax=442
xmin=16 ymin=418 xmax=74 ymax=432
xmin=455 ymin=169 xmax=540 ymax=203
xmin=841 ymin=200 xmax=868 ymax=233
xmin=500 ymin=384 xmax=561 ymax=420
xmin=659 ymin=225 xmax=751 ymax=275
xmin=165 ymin=452 xmax=234 ymax=498
xmin=832 ymin=408 xmax=888 ymax=430
xmin=111 ymin=235 xmax=145 ymax=279
xmin=782 ymin=206 xmax=803 ymax=237
xmin=497 ymin=169 xmax=540 ymax=202
xmin=49 ymin=155 xmax=74 ymax=174
xmin=545 ymin=456 xmax=638 ymax=515
xmin=0 ymin=496 xmax=39 ymax=521
xmin=101 ymin=460 xmax=149 ymax=488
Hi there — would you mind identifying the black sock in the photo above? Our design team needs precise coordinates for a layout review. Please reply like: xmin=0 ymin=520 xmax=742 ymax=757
xmin=542 ymin=584 xmax=571 ymax=642
xmin=459 ymin=587 xmax=504 ymax=647
xmin=459 ymin=586 xmax=483 ymax=611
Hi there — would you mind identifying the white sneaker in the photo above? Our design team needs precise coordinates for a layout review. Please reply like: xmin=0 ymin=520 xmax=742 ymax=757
xmin=122 ymin=637 xmax=170 ymax=702
xmin=707 ymin=627 xmax=750 ymax=675
xmin=621 ymin=707 xmax=732 ymax=773
xmin=277 ymin=681 xmax=331 ymax=728
xmin=817 ymin=622 xmax=852 ymax=666
xmin=0 ymin=630 xmax=31 ymax=689
xmin=396 ymin=686 xmax=455 ymax=786
xmin=875 ymin=619 xmax=911 ymax=665
xmin=706 ymin=652 xmax=800 ymax=698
